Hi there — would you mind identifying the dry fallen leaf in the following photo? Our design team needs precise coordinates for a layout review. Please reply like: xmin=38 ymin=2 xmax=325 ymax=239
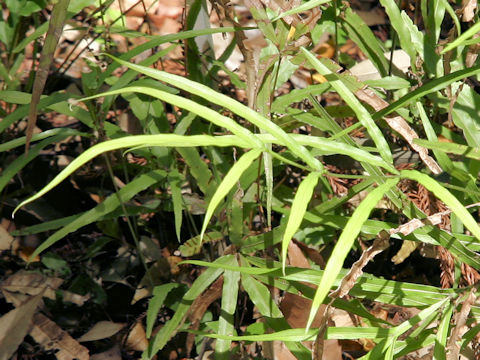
xmin=90 ymin=344 xmax=122 ymax=360
xmin=124 ymin=322 xmax=148 ymax=352
xmin=30 ymin=313 xmax=89 ymax=360
xmin=0 ymin=292 xmax=44 ymax=360
xmin=77 ymin=321 xmax=125 ymax=342
xmin=0 ymin=223 xmax=14 ymax=252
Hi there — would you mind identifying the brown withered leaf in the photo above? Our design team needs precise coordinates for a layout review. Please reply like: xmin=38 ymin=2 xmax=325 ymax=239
xmin=90 ymin=344 xmax=122 ymax=360
xmin=30 ymin=313 xmax=89 ymax=360
xmin=1 ymin=270 xmax=88 ymax=306
xmin=124 ymin=322 xmax=148 ymax=352
xmin=77 ymin=321 xmax=125 ymax=342
xmin=461 ymin=0 xmax=477 ymax=22
xmin=446 ymin=289 xmax=476 ymax=360
xmin=355 ymin=88 xmax=442 ymax=174
xmin=0 ymin=291 xmax=44 ymax=360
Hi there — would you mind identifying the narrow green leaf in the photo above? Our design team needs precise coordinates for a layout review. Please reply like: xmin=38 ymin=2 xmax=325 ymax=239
xmin=401 ymin=170 xmax=480 ymax=241
xmin=146 ymin=283 xmax=180 ymax=338
xmin=80 ymin=86 xmax=263 ymax=150
xmin=105 ymin=55 xmax=324 ymax=171
xmin=281 ymin=172 xmax=321 ymax=271
xmin=0 ymin=134 xmax=70 ymax=194
xmin=169 ymin=169 xmax=183 ymax=242
xmin=414 ymin=138 xmax=480 ymax=161
xmin=28 ymin=170 xmax=166 ymax=259
xmin=12 ymin=134 xmax=248 ymax=216
xmin=146 ymin=255 xmax=231 ymax=358
xmin=215 ymin=261 xmax=241 ymax=359
xmin=379 ymin=0 xmax=417 ymax=63
xmin=441 ymin=21 xmax=480 ymax=54
xmin=306 ymin=178 xmax=399 ymax=331
xmin=374 ymin=65 xmax=480 ymax=120
xmin=301 ymin=48 xmax=393 ymax=164
xmin=433 ymin=302 xmax=453 ymax=360
xmin=271 ymin=0 xmax=331 ymax=21
xmin=200 ymin=149 xmax=261 ymax=239
xmin=0 ymin=128 xmax=83 ymax=153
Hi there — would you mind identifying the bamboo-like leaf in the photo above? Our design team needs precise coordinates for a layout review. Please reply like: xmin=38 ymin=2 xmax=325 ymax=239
xmin=146 ymin=283 xmax=181 ymax=338
xmin=0 ymin=128 xmax=82 ymax=153
xmin=379 ymin=0 xmax=418 ymax=64
xmin=342 ymin=8 xmax=389 ymax=78
xmin=271 ymin=0 xmax=331 ymax=21
xmin=281 ymin=172 xmax=321 ymax=271
xmin=146 ymin=255 xmax=232 ymax=358
xmin=26 ymin=0 xmax=70 ymax=152
xmin=215 ymin=260 xmax=241 ymax=359
xmin=168 ymin=169 xmax=183 ymax=242
xmin=441 ymin=21 xmax=480 ymax=54
xmin=0 ymin=134 xmax=72 ymax=194
xmin=104 ymin=55 xmax=323 ymax=171
xmin=28 ymin=170 xmax=166 ymax=259
xmin=301 ymin=48 xmax=393 ymax=164
xmin=79 ymin=86 xmax=263 ymax=150
xmin=433 ymin=302 xmax=453 ymax=360
xmin=200 ymin=149 xmax=261 ymax=239
xmin=414 ymin=138 xmax=480 ymax=160
xmin=12 ymin=134 xmax=248 ymax=216
xmin=305 ymin=178 xmax=399 ymax=331
xmin=373 ymin=65 xmax=480 ymax=120
xmin=401 ymin=170 xmax=480 ymax=241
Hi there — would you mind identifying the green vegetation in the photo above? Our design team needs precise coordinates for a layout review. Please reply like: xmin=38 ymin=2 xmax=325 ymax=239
xmin=2 ymin=0 xmax=480 ymax=358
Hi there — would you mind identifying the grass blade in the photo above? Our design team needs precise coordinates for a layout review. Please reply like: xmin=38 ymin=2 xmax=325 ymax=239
xmin=281 ymin=172 xmax=321 ymax=271
xmin=200 ymin=149 xmax=261 ymax=239
xmin=301 ymin=48 xmax=393 ymax=164
xmin=215 ymin=259 xmax=241 ymax=359
xmin=305 ymin=178 xmax=399 ymax=331
xmin=401 ymin=170 xmax=480 ymax=241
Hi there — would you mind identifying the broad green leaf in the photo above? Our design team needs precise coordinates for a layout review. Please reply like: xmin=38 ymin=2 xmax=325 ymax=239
xmin=28 ymin=170 xmax=166 ymax=259
xmin=281 ymin=172 xmax=321 ymax=270
xmin=306 ymin=178 xmax=399 ymax=331
xmin=200 ymin=149 xmax=261 ymax=239
xmin=401 ymin=170 xmax=480 ymax=241
xmin=146 ymin=283 xmax=181 ymax=338
xmin=301 ymin=48 xmax=393 ymax=164
xmin=215 ymin=259 xmax=240 ymax=359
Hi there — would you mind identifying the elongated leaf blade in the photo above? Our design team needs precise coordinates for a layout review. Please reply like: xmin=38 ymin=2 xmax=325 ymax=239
xmin=281 ymin=172 xmax=321 ymax=271
xmin=301 ymin=48 xmax=393 ymax=164
xmin=200 ymin=149 xmax=261 ymax=239
xmin=401 ymin=170 xmax=480 ymax=241
xmin=306 ymin=178 xmax=399 ymax=331
xmin=215 ymin=260 xmax=241 ymax=359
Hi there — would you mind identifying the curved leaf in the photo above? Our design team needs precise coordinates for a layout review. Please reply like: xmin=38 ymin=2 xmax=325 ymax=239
xmin=306 ymin=178 xmax=399 ymax=331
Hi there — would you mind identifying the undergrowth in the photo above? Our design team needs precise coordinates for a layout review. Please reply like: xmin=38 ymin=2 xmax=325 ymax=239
xmin=2 ymin=0 xmax=480 ymax=359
